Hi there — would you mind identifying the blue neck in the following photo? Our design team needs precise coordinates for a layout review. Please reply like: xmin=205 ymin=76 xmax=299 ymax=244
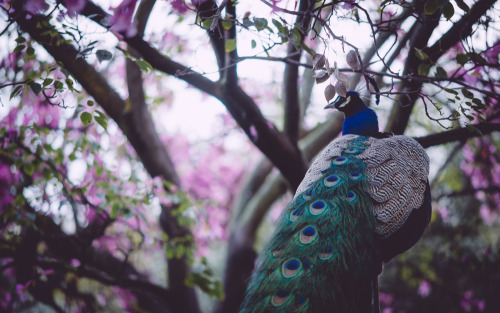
xmin=342 ymin=107 xmax=379 ymax=136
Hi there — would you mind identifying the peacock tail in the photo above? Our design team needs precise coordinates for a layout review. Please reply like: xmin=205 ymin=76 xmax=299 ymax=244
xmin=240 ymin=134 xmax=430 ymax=313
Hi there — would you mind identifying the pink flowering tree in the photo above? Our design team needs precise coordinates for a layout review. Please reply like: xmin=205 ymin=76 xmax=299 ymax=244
xmin=1 ymin=0 xmax=500 ymax=312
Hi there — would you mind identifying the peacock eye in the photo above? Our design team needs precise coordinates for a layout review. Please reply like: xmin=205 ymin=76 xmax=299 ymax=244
xmin=332 ymin=156 xmax=349 ymax=166
xmin=299 ymin=226 xmax=318 ymax=244
xmin=350 ymin=172 xmax=362 ymax=181
xmin=289 ymin=208 xmax=303 ymax=221
xmin=272 ymin=289 xmax=291 ymax=306
xmin=344 ymin=147 xmax=359 ymax=154
xmin=319 ymin=246 xmax=334 ymax=260
xmin=309 ymin=200 xmax=327 ymax=215
xmin=324 ymin=174 xmax=340 ymax=187
xmin=282 ymin=259 xmax=302 ymax=277
xmin=294 ymin=295 xmax=308 ymax=310
xmin=302 ymin=190 xmax=313 ymax=200
xmin=347 ymin=191 xmax=357 ymax=202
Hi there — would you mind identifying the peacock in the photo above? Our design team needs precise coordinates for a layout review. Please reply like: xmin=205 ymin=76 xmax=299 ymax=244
xmin=240 ymin=91 xmax=432 ymax=313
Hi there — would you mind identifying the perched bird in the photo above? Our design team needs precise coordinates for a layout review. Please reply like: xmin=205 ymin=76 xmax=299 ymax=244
xmin=240 ymin=91 xmax=432 ymax=313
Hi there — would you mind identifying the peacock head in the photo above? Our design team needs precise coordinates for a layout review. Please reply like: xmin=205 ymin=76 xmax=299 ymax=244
xmin=324 ymin=91 xmax=365 ymax=117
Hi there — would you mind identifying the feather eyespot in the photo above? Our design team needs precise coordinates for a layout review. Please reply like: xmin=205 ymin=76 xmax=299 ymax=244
xmin=324 ymin=175 xmax=340 ymax=187
xmin=294 ymin=296 xmax=309 ymax=311
xmin=302 ymin=190 xmax=313 ymax=200
xmin=301 ymin=260 xmax=311 ymax=270
xmin=299 ymin=226 xmax=318 ymax=244
xmin=271 ymin=289 xmax=290 ymax=306
xmin=331 ymin=156 xmax=349 ymax=165
xmin=347 ymin=191 xmax=357 ymax=202
xmin=289 ymin=208 xmax=303 ymax=221
xmin=272 ymin=249 xmax=281 ymax=258
xmin=319 ymin=246 xmax=334 ymax=260
xmin=282 ymin=259 xmax=302 ymax=277
xmin=344 ymin=147 xmax=360 ymax=154
xmin=309 ymin=200 xmax=327 ymax=215
xmin=350 ymin=172 xmax=362 ymax=181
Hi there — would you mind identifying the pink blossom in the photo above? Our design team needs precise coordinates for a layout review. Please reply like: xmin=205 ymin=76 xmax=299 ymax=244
xmin=23 ymin=0 xmax=48 ymax=14
xmin=249 ymin=125 xmax=258 ymax=142
xmin=171 ymin=0 xmax=187 ymax=13
xmin=70 ymin=259 xmax=81 ymax=267
xmin=418 ymin=280 xmax=431 ymax=297
xmin=437 ymin=206 xmax=449 ymax=222
xmin=108 ymin=0 xmax=138 ymax=38
xmin=63 ymin=0 xmax=86 ymax=17
xmin=15 ymin=282 xmax=30 ymax=302
xmin=484 ymin=42 xmax=500 ymax=63
xmin=342 ymin=0 xmax=356 ymax=10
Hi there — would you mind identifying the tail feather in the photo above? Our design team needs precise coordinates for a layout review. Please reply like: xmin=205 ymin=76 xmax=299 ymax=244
xmin=240 ymin=137 xmax=381 ymax=313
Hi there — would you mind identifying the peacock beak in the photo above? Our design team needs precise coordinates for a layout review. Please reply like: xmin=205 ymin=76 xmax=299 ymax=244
xmin=324 ymin=101 xmax=336 ymax=109
xmin=324 ymin=96 xmax=343 ymax=109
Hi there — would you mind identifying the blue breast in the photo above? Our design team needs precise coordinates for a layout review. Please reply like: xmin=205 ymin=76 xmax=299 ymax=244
xmin=342 ymin=108 xmax=379 ymax=136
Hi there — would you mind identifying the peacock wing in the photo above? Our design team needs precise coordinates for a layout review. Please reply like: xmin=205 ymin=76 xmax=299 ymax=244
xmin=295 ymin=135 xmax=429 ymax=239
xmin=357 ymin=135 xmax=429 ymax=239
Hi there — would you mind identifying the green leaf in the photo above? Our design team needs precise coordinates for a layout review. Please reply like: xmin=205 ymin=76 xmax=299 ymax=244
xmin=424 ymin=0 xmax=439 ymax=15
xmin=29 ymin=82 xmax=42 ymax=95
xmin=42 ymin=78 xmax=53 ymax=87
xmin=454 ymin=0 xmax=470 ymax=13
xmin=472 ymin=98 xmax=486 ymax=109
xmin=94 ymin=117 xmax=107 ymax=131
xmin=15 ymin=37 xmax=26 ymax=43
xmin=418 ymin=63 xmax=430 ymax=76
xmin=300 ymin=42 xmax=314 ymax=56
xmin=414 ymin=48 xmax=429 ymax=61
xmin=253 ymin=17 xmax=267 ymax=31
xmin=94 ymin=110 xmax=107 ymax=120
xmin=136 ymin=59 xmax=152 ymax=73
xmin=53 ymin=80 xmax=64 ymax=90
xmin=221 ymin=20 xmax=232 ymax=30
xmin=80 ymin=112 xmax=93 ymax=126
xmin=202 ymin=18 xmax=213 ymax=29
xmin=251 ymin=39 xmax=256 ymax=49
xmin=465 ymin=124 xmax=482 ymax=136
xmin=10 ymin=85 xmax=23 ymax=100
xmin=87 ymin=100 xmax=94 ymax=106
xmin=65 ymin=78 xmax=74 ymax=91
xmin=443 ymin=2 xmax=455 ymax=19
xmin=225 ymin=39 xmax=236 ymax=53
xmin=290 ymin=28 xmax=301 ymax=44
xmin=24 ymin=163 xmax=34 ymax=176
xmin=13 ymin=45 xmax=26 ymax=53
xmin=456 ymin=53 xmax=468 ymax=65
xmin=26 ymin=46 xmax=35 ymax=57
xmin=468 ymin=52 xmax=487 ymax=64
xmin=110 ymin=203 xmax=120 ymax=218
xmin=96 ymin=49 xmax=112 ymax=62
xmin=42 ymin=168 xmax=53 ymax=180
xmin=444 ymin=88 xmax=458 ymax=95
xmin=435 ymin=66 xmax=447 ymax=79
xmin=461 ymin=88 xmax=474 ymax=99
xmin=272 ymin=18 xmax=283 ymax=32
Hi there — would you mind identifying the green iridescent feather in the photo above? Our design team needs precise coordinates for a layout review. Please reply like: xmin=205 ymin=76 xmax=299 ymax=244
xmin=240 ymin=137 xmax=381 ymax=313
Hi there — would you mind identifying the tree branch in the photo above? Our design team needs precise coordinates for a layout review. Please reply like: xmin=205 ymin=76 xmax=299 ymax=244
xmin=384 ymin=4 xmax=441 ymax=134
xmin=78 ymin=0 xmax=309 ymax=191
xmin=284 ymin=0 xmax=315 ymax=143
xmin=415 ymin=123 xmax=500 ymax=148
xmin=12 ymin=6 xmax=200 ymax=313
xmin=385 ymin=0 xmax=498 ymax=134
